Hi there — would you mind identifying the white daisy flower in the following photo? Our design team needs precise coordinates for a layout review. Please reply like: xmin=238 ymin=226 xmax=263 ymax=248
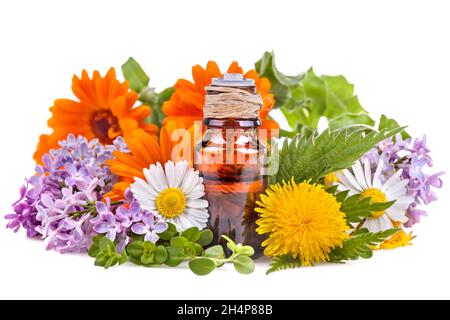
xmin=337 ymin=158 xmax=414 ymax=233
xmin=130 ymin=160 xmax=209 ymax=231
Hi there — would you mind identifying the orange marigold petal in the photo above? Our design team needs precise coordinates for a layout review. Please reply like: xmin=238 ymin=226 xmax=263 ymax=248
xmin=227 ymin=61 xmax=243 ymax=74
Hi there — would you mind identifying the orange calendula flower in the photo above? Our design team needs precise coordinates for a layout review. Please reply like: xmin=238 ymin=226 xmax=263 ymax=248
xmin=162 ymin=61 xmax=279 ymax=132
xmin=106 ymin=127 xmax=192 ymax=201
xmin=33 ymin=68 xmax=158 ymax=163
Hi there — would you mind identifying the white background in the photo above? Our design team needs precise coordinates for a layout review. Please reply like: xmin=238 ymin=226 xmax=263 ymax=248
xmin=0 ymin=0 xmax=449 ymax=300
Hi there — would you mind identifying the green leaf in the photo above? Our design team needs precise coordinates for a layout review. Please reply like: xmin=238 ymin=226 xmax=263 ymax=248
xmin=154 ymin=246 xmax=168 ymax=264
xmin=270 ymin=126 xmax=405 ymax=185
xmin=122 ymin=57 xmax=150 ymax=92
xmin=181 ymin=227 xmax=201 ymax=242
xmin=266 ymin=255 xmax=302 ymax=275
xmin=329 ymin=229 xmax=399 ymax=262
xmin=255 ymin=52 xmax=375 ymax=130
xmin=170 ymin=236 xmax=188 ymax=248
xmin=203 ymin=245 xmax=225 ymax=259
xmin=126 ymin=240 xmax=144 ymax=259
xmin=378 ymin=114 xmax=410 ymax=139
xmin=158 ymin=222 xmax=177 ymax=241
xmin=148 ymin=86 xmax=174 ymax=128
xmin=165 ymin=246 xmax=187 ymax=267
xmin=339 ymin=194 xmax=396 ymax=224
xmin=233 ymin=256 xmax=255 ymax=275
xmin=94 ymin=252 xmax=108 ymax=267
xmin=88 ymin=235 xmax=102 ymax=258
xmin=119 ymin=250 xmax=127 ymax=265
xmin=221 ymin=235 xmax=237 ymax=253
xmin=255 ymin=51 xmax=305 ymax=107
xmin=99 ymin=237 xmax=115 ymax=252
xmin=235 ymin=244 xmax=255 ymax=257
xmin=189 ymin=258 xmax=217 ymax=276
xmin=128 ymin=256 xmax=142 ymax=265
xmin=196 ymin=229 xmax=213 ymax=246
xmin=183 ymin=241 xmax=202 ymax=258
xmin=141 ymin=252 xmax=154 ymax=265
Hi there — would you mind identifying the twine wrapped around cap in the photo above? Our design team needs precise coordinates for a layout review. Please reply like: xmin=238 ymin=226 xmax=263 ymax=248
xmin=204 ymin=86 xmax=262 ymax=119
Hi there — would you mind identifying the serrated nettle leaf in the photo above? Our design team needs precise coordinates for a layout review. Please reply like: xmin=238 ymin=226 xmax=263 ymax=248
xmin=341 ymin=193 xmax=396 ymax=224
xmin=233 ymin=256 xmax=255 ymax=275
xmin=204 ymin=245 xmax=225 ymax=259
xmin=270 ymin=126 xmax=405 ymax=185
xmin=121 ymin=57 xmax=150 ymax=92
xmin=369 ymin=200 xmax=396 ymax=211
xmin=266 ymin=255 xmax=302 ymax=275
xmin=329 ymin=229 xmax=398 ymax=262
xmin=378 ymin=114 xmax=410 ymax=139
xmin=325 ymin=185 xmax=339 ymax=195
xmin=196 ymin=229 xmax=213 ymax=246
xmin=335 ymin=190 xmax=350 ymax=204
xmin=181 ymin=227 xmax=201 ymax=242
xmin=189 ymin=258 xmax=217 ymax=276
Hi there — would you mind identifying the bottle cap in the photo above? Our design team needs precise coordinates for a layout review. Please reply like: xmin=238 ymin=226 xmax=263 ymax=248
xmin=211 ymin=73 xmax=255 ymax=87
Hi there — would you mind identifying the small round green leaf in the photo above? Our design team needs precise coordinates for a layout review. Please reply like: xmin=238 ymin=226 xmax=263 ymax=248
xmin=141 ymin=252 xmax=154 ymax=265
xmin=170 ymin=236 xmax=188 ymax=248
xmin=233 ymin=256 xmax=255 ymax=274
xmin=189 ymin=258 xmax=216 ymax=276
xmin=181 ymin=227 xmax=201 ymax=242
xmin=196 ymin=229 xmax=213 ymax=246
xmin=165 ymin=246 xmax=186 ymax=267
xmin=154 ymin=246 xmax=168 ymax=264
xmin=235 ymin=244 xmax=255 ymax=257
xmin=204 ymin=245 xmax=225 ymax=259
xmin=99 ymin=237 xmax=115 ymax=251
xmin=126 ymin=241 xmax=144 ymax=259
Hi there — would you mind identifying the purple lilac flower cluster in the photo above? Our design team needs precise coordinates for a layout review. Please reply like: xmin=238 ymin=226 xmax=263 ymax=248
xmin=364 ymin=134 xmax=444 ymax=227
xmin=5 ymin=134 xmax=167 ymax=253
xmin=90 ymin=189 xmax=167 ymax=253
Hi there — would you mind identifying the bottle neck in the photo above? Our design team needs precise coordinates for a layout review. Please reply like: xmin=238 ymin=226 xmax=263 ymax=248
xmin=203 ymin=118 xmax=261 ymax=129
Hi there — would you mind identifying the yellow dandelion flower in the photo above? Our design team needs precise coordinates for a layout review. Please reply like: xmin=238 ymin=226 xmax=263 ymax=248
xmin=377 ymin=230 xmax=414 ymax=250
xmin=256 ymin=179 xmax=349 ymax=266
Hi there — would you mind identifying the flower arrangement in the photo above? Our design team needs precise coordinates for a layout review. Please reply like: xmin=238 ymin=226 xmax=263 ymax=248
xmin=6 ymin=52 xmax=444 ymax=275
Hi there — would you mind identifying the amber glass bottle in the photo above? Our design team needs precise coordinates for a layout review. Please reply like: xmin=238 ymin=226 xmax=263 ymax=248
xmin=195 ymin=74 xmax=267 ymax=257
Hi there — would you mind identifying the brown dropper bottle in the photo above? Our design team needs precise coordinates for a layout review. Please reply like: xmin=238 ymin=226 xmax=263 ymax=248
xmin=195 ymin=73 xmax=267 ymax=257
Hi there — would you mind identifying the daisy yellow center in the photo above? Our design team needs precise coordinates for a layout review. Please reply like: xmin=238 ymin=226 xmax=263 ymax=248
xmin=361 ymin=188 xmax=387 ymax=218
xmin=255 ymin=179 xmax=349 ymax=266
xmin=156 ymin=187 xmax=186 ymax=219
